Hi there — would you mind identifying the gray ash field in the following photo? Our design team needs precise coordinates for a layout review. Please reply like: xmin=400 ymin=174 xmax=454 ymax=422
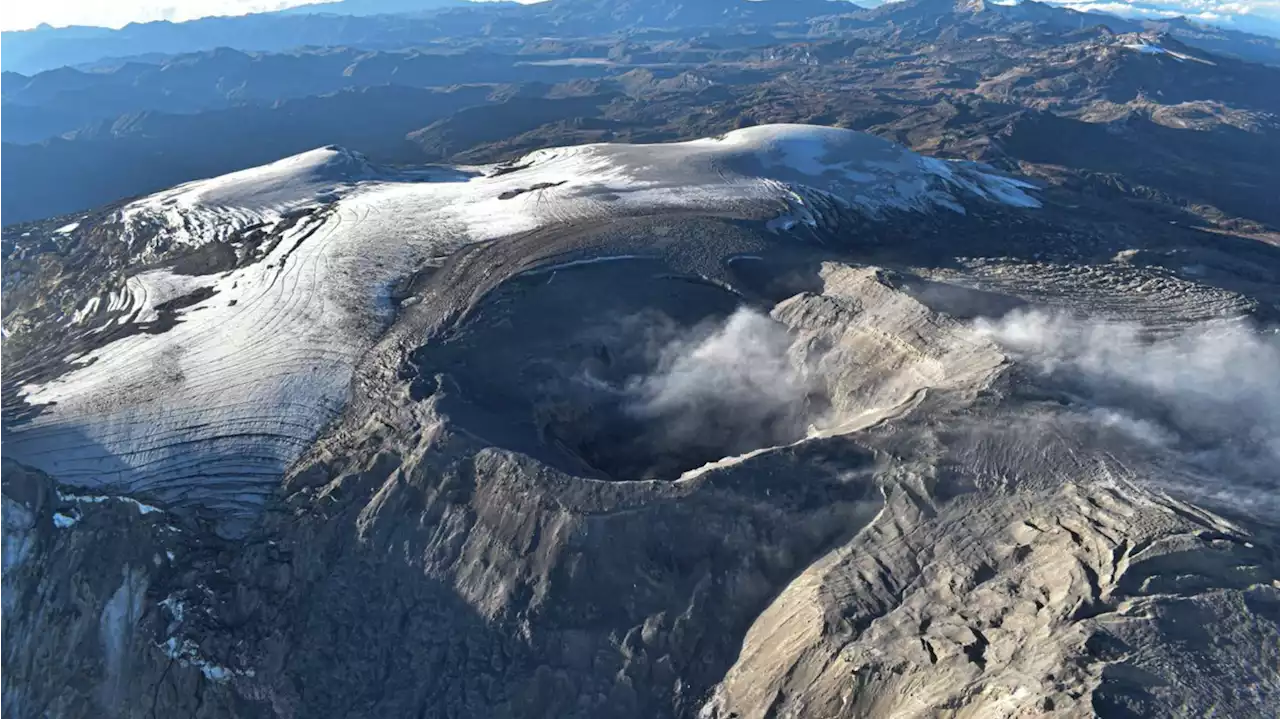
xmin=4 ymin=4 xmax=1280 ymax=713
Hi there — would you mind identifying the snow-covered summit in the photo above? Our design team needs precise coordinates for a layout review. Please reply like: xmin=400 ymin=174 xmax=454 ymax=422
xmin=140 ymin=145 xmax=375 ymax=211
xmin=705 ymin=124 xmax=1039 ymax=211
xmin=117 ymin=145 xmax=379 ymax=258
xmin=497 ymin=123 xmax=1039 ymax=221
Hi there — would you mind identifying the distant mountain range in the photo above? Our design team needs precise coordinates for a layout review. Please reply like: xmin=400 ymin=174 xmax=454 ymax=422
xmin=0 ymin=0 xmax=852 ymax=75
xmin=3 ymin=0 xmax=1278 ymax=226
xmin=822 ymin=0 xmax=1280 ymax=64
xmin=4 ymin=0 xmax=1277 ymax=77
xmin=2 ymin=14 xmax=449 ymax=75
xmin=276 ymin=0 xmax=478 ymax=15
xmin=1 ymin=47 xmax=610 ymax=144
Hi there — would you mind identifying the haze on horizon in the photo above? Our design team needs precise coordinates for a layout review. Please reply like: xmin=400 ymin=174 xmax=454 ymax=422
xmin=3 ymin=0 xmax=1278 ymax=36
xmin=0 ymin=0 xmax=544 ymax=31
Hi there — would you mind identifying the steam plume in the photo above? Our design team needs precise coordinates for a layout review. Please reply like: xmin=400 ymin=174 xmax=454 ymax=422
xmin=975 ymin=309 xmax=1280 ymax=515
xmin=625 ymin=307 xmax=820 ymax=459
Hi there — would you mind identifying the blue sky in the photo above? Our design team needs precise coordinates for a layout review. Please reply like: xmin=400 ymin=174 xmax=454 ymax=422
xmin=3 ymin=0 xmax=1277 ymax=36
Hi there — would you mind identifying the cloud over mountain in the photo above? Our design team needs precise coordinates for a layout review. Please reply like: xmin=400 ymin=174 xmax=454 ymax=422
xmin=1048 ymin=0 xmax=1280 ymax=36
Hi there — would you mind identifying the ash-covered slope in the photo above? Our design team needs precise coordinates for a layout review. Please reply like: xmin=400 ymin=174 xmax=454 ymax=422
xmin=3 ymin=124 xmax=1278 ymax=718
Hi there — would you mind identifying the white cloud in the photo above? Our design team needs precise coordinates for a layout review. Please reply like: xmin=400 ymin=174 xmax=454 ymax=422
xmin=975 ymin=310 xmax=1280 ymax=515
xmin=624 ymin=307 xmax=821 ymax=457
xmin=1061 ymin=2 xmax=1183 ymax=16
xmin=1045 ymin=0 xmax=1280 ymax=36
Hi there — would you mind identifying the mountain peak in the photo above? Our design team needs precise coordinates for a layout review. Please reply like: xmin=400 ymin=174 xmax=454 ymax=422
xmin=532 ymin=0 xmax=849 ymax=27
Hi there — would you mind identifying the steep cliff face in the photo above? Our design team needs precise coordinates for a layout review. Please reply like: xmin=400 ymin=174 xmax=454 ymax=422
xmin=3 ymin=461 xmax=191 ymax=717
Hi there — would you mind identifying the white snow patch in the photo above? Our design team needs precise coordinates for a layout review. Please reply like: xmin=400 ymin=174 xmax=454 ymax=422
xmin=160 ymin=595 xmax=186 ymax=625
xmin=55 ymin=221 xmax=81 ymax=234
xmin=161 ymin=636 xmax=255 ymax=683
xmin=52 ymin=512 xmax=79 ymax=528
xmin=58 ymin=491 xmax=163 ymax=515
xmin=1120 ymin=40 xmax=1215 ymax=65
xmin=767 ymin=190 xmax=825 ymax=231
xmin=71 ymin=296 xmax=102 ymax=325
xmin=1125 ymin=42 xmax=1168 ymax=55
